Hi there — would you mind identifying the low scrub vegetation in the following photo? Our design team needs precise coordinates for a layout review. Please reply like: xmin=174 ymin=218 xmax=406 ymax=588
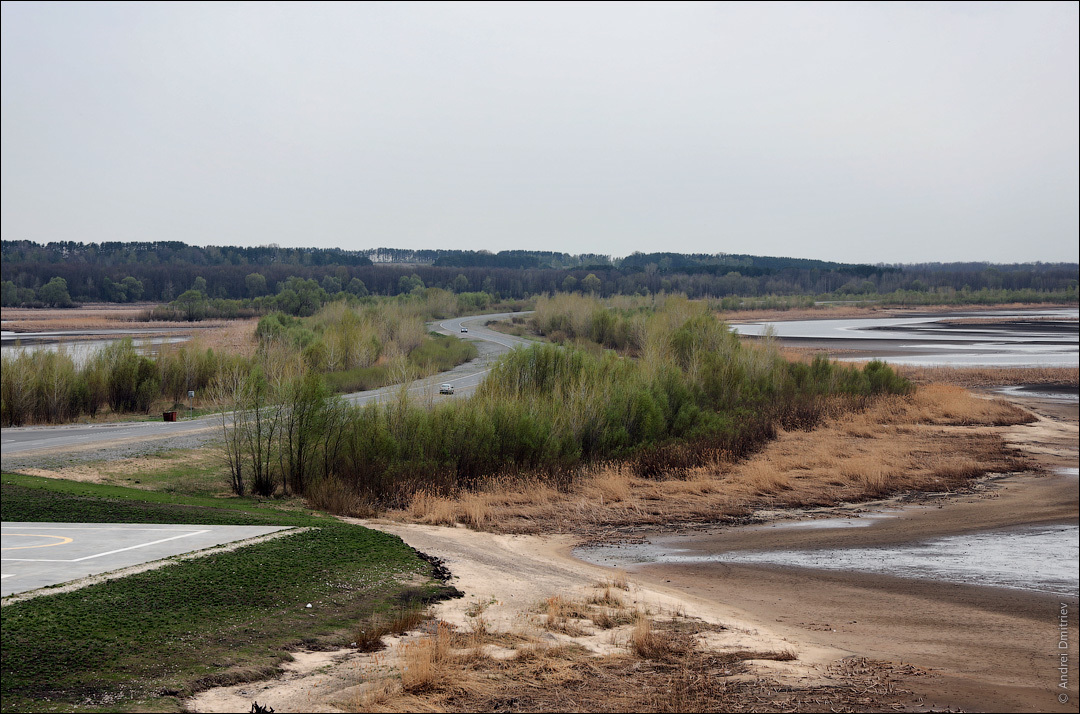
xmin=210 ymin=297 xmax=912 ymax=507
xmin=0 ymin=338 xmax=247 ymax=426
xmin=393 ymin=384 xmax=1032 ymax=534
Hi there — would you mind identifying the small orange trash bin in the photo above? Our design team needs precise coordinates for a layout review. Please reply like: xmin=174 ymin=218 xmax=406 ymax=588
xmin=163 ymin=411 xmax=178 ymax=422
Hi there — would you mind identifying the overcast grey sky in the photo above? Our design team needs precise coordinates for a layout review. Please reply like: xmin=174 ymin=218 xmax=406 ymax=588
xmin=2 ymin=1 xmax=1077 ymax=264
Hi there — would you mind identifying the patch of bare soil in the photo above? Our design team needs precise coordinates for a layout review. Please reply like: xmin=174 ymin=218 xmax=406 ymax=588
xmin=17 ymin=447 xmax=226 ymax=492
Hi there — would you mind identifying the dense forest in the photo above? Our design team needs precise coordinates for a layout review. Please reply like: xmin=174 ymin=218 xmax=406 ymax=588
xmin=2 ymin=240 xmax=1076 ymax=309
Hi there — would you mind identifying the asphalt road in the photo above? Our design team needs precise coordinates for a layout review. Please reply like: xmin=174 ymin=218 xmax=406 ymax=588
xmin=0 ymin=311 xmax=534 ymax=460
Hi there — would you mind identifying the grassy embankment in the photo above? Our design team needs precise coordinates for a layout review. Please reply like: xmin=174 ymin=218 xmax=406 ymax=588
xmin=0 ymin=473 xmax=457 ymax=713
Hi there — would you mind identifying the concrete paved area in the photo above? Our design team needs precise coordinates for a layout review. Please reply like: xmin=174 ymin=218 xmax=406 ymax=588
xmin=1 ymin=522 xmax=292 ymax=597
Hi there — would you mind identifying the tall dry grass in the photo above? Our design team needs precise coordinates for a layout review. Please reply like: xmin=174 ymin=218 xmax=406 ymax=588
xmin=399 ymin=622 xmax=455 ymax=692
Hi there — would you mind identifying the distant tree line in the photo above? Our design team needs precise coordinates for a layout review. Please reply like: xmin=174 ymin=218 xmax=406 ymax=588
xmin=2 ymin=240 xmax=1076 ymax=308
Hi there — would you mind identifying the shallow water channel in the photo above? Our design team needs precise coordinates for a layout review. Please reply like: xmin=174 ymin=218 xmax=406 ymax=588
xmin=576 ymin=522 xmax=1080 ymax=598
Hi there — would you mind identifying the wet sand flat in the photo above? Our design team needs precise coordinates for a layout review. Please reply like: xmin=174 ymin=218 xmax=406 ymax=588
xmin=637 ymin=560 xmax=1072 ymax=712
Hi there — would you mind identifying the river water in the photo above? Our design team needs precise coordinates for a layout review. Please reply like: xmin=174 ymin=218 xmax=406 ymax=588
xmin=1 ymin=330 xmax=189 ymax=366
xmin=730 ymin=308 xmax=1079 ymax=368
xmin=577 ymin=523 xmax=1079 ymax=598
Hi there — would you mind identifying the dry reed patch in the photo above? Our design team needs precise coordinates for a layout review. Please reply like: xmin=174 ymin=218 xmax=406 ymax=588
xmin=335 ymin=596 xmax=919 ymax=714
xmin=896 ymin=364 xmax=1079 ymax=389
xmin=583 ymin=466 xmax=633 ymax=504
xmin=0 ymin=304 xmax=241 ymax=332
xmin=406 ymin=491 xmax=459 ymax=526
xmin=586 ymin=587 xmax=625 ymax=608
xmin=737 ymin=461 xmax=795 ymax=495
xmin=541 ymin=596 xmax=590 ymax=637
xmin=459 ymin=491 xmax=490 ymax=529
xmin=305 ymin=477 xmax=376 ymax=517
xmin=353 ymin=607 xmax=431 ymax=653
xmin=399 ymin=622 xmax=458 ymax=693
xmin=629 ymin=611 xmax=683 ymax=660
xmin=194 ymin=319 xmax=259 ymax=357
xmin=596 ymin=569 xmax=630 ymax=592
xmin=897 ymin=383 xmax=1035 ymax=425
xmin=538 ymin=592 xmax=639 ymax=636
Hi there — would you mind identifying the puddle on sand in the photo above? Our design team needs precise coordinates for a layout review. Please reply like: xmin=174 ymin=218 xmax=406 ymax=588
xmin=577 ymin=524 xmax=1079 ymax=598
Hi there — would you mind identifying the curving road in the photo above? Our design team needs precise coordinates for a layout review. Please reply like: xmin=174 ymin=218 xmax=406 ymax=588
xmin=0 ymin=311 xmax=534 ymax=460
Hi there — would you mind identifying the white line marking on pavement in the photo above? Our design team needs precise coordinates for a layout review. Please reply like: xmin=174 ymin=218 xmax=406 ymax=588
xmin=2 ymin=530 xmax=209 ymax=562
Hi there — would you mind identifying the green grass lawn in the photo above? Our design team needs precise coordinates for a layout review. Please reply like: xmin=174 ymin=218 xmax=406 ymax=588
xmin=0 ymin=473 xmax=455 ymax=713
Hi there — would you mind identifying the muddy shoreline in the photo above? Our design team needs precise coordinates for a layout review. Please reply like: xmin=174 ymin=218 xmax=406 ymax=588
xmin=583 ymin=390 xmax=1078 ymax=712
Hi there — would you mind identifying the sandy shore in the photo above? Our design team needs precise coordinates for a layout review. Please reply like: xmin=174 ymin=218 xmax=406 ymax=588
xmin=188 ymin=521 xmax=865 ymax=713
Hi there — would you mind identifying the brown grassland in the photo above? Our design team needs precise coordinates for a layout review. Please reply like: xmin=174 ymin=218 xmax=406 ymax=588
xmin=1 ymin=303 xmax=216 ymax=331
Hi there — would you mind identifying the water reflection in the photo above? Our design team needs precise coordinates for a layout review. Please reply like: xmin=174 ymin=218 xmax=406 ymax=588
xmin=576 ymin=524 xmax=1079 ymax=597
